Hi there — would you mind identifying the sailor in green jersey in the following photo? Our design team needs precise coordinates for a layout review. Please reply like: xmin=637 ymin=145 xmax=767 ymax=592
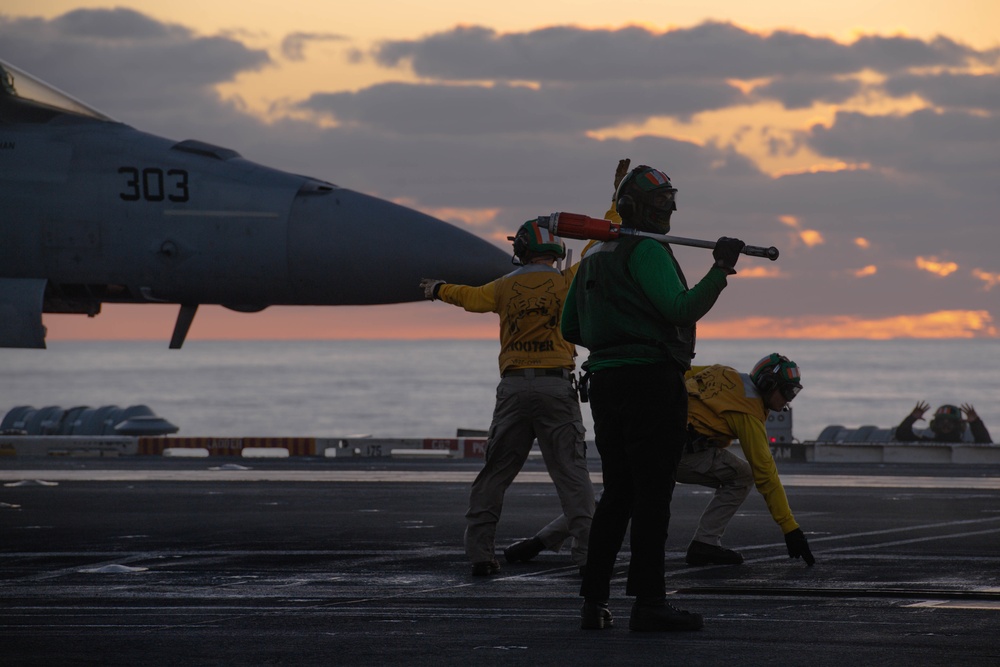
xmin=564 ymin=162 xmax=745 ymax=633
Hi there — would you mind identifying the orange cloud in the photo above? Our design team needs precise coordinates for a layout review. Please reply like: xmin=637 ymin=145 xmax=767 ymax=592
xmin=698 ymin=310 xmax=997 ymax=339
xmin=738 ymin=266 xmax=783 ymax=278
xmin=972 ymin=268 xmax=999 ymax=290
xmin=392 ymin=198 xmax=501 ymax=228
xmin=916 ymin=256 xmax=958 ymax=277
xmin=854 ymin=237 xmax=870 ymax=249
xmin=44 ymin=306 xmax=997 ymax=343
xmin=778 ymin=214 xmax=823 ymax=246
xmin=853 ymin=265 xmax=877 ymax=277
xmin=802 ymin=161 xmax=871 ymax=174
xmin=430 ymin=207 xmax=502 ymax=227
xmin=799 ymin=229 xmax=824 ymax=247
xmin=43 ymin=303 xmax=498 ymax=343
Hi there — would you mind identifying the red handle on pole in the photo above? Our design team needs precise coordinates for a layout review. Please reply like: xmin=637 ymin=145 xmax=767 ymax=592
xmin=543 ymin=212 xmax=621 ymax=241
xmin=537 ymin=212 xmax=780 ymax=261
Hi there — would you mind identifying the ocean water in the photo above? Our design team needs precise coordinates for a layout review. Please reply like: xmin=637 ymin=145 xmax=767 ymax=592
xmin=1 ymin=339 xmax=998 ymax=442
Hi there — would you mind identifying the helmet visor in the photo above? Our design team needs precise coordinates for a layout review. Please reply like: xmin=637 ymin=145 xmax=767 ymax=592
xmin=779 ymin=383 xmax=802 ymax=402
xmin=651 ymin=189 xmax=677 ymax=211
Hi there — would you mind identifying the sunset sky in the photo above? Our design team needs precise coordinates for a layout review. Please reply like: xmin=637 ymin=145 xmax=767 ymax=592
xmin=3 ymin=1 xmax=998 ymax=341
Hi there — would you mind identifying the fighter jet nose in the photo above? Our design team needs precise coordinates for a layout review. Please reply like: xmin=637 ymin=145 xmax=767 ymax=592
xmin=288 ymin=187 xmax=510 ymax=303
xmin=0 ymin=55 xmax=517 ymax=348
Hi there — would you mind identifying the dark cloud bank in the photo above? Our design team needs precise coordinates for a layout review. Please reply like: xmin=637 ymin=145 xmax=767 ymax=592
xmin=2 ymin=9 xmax=998 ymax=321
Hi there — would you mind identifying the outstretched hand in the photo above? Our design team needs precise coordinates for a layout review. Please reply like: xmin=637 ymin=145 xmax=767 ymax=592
xmin=961 ymin=403 xmax=980 ymax=422
xmin=419 ymin=278 xmax=445 ymax=300
xmin=910 ymin=400 xmax=930 ymax=420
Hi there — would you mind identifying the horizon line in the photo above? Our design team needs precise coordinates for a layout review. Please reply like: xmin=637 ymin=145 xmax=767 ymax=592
xmin=38 ymin=335 xmax=1000 ymax=342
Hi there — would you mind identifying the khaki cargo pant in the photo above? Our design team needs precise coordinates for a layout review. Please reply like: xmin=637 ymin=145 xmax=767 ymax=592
xmin=675 ymin=446 xmax=753 ymax=546
xmin=464 ymin=374 xmax=594 ymax=566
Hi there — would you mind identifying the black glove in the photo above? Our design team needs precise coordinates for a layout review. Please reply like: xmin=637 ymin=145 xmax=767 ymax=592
xmin=712 ymin=236 xmax=745 ymax=274
xmin=712 ymin=236 xmax=746 ymax=275
xmin=784 ymin=528 xmax=815 ymax=566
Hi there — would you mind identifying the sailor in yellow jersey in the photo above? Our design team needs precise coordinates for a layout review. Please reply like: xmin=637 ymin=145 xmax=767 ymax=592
xmin=680 ymin=354 xmax=815 ymax=566
xmin=420 ymin=220 xmax=595 ymax=576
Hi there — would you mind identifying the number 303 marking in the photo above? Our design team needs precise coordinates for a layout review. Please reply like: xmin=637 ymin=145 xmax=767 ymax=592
xmin=118 ymin=167 xmax=190 ymax=202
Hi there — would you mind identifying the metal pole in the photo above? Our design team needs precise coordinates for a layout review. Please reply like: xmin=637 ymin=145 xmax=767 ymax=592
xmin=537 ymin=212 xmax=779 ymax=261
xmin=617 ymin=227 xmax=779 ymax=261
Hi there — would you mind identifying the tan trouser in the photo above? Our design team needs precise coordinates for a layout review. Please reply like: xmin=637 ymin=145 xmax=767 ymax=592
xmin=464 ymin=374 xmax=594 ymax=566
xmin=675 ymin=446 xmax=753 ymax=545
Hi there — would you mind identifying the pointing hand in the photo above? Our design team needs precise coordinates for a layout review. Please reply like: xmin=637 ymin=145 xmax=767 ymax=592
xmin=784 ymin=528 xmax=815 ymax=566
xmin=419 ymin=278 xmax=445 ymax=300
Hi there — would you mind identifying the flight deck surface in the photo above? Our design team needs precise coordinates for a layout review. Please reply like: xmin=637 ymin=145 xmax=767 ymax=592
xmin=2 ymin=458 xmax=999 ymax=665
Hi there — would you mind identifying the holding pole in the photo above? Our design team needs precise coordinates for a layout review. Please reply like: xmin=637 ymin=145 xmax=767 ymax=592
xmin=536 ymin=212 xmax=779 ymax=261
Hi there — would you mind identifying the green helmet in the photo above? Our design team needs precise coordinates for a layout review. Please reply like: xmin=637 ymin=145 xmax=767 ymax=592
xmin=750 ymin=353 xmax=802 ymax=401
xmin=930 ymin=405 xmax=964 ymax=436
xmin=511 ymin=219 xmax=566 ymax=263
xmin=614 ymin=165 xmax=677 ymax=233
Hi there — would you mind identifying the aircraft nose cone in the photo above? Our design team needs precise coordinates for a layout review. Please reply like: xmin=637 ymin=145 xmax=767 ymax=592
xmin=288 ymin=188 xmax=510 ymax=304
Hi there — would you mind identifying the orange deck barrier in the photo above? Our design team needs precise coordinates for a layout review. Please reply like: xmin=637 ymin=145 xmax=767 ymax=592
xmin=418 ymin=438 xmax=488 ymax=458
xmin=138 ymin=437 xmax=317 ymax=456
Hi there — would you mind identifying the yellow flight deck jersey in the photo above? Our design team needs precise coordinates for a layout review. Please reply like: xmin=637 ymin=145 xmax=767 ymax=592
xmin=437 ymin=262 xmax=579 ymax=375
xmin=685 ymin=364 xmax=799 ymax=534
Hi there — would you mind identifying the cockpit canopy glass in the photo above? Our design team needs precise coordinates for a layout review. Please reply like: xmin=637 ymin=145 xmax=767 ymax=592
xmin=0 ymin=59 xmax=114 ymax=121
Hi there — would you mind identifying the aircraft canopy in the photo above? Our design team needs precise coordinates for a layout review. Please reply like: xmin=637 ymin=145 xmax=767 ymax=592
xmin=0 ymin=59 xmax=114 ymax=121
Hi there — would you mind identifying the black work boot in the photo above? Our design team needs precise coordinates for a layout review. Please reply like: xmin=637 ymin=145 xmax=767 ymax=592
xmin=685 ymin=540 xmax=744 ymax=566
xmin=580 ymin=600 xmax=614 ymax=629
xmin=503 ymin=536 xmax=544 ymax=563
xmin=471 ymin=559 xmax=501 ymax=576
xmin=629 ymin=601 xmax=704 ymax=632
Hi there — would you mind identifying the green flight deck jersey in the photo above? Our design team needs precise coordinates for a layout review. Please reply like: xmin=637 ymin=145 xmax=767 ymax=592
xmin=562 ymin=236 xmax=730 ymax=372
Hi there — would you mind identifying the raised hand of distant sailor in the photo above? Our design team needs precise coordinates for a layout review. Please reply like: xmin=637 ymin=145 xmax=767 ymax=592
xmin=784 ymin=528 xmax=816 ymax=566
xmin=613 ymin=158 xmax=631 ymax=191
xmin=961 ymin=403 xmax=980 ymax=423
xmin=419 ymin=278 xmax=445 ymax=300
xmin=910 ymin=401 xmax=930 ymax=420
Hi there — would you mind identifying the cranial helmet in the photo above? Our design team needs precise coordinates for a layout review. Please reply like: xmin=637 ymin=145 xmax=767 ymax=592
xmin=750 ymin=353 xmax=803 ymax=402
xmin=930 ymin=404 xmax=964 ymax=436
xmin=614 ymin=165 xmax=677 ymax=233
xmin=510 ymin=219 xmax=566 ymax=264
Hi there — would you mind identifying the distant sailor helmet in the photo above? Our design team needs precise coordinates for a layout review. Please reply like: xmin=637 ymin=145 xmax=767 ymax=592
xmin=930 ymin=404 xmax=964 ymax=435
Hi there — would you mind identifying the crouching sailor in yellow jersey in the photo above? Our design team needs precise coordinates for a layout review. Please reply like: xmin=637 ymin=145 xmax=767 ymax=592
xmin=419 ymin=220 xmax=595 ymax=577
xmin=680 ymin=354 xmax=815 ymax=567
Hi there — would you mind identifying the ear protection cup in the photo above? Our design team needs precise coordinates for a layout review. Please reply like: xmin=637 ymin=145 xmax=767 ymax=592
xmin=752 ymin=353 xmax=798 ymax=396
xmin=511 ymin=230 xmax=529 ymax=260
xmin=616 ymin=194 xmax=636 ymax=219
xmin=756 ymin=370 xmax=778 ymax=395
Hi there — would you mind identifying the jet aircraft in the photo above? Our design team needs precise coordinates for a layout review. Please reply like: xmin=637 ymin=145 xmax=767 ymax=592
xmin=0 ymin=59 xmax=510 ymax=348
